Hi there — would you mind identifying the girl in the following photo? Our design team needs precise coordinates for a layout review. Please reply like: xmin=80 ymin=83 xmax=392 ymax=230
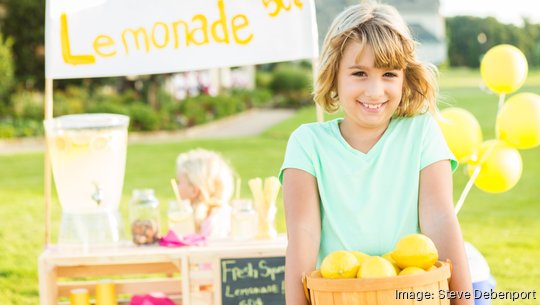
xmin=176 ymin=148 xmax=234 ymax=239
xmin=279 ymin=2 xmax=473 ymax=305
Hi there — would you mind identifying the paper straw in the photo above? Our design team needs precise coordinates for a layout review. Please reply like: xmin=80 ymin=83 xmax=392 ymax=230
xmin=235 ymin=177 xmax=241 ymax=200
xmin=170 ymin=178 xmax=182 ymax=202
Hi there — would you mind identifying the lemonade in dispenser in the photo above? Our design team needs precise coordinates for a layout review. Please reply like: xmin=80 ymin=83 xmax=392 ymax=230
xmin=44 ymin=113 xmax=129 ymax=248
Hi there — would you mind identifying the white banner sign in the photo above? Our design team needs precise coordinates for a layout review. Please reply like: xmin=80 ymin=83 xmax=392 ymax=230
xmin=45 ymin=0 xmax=319 ymax=79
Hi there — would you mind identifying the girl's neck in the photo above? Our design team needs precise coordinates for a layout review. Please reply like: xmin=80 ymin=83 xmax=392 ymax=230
xmin=339 ymin=118 xmax=390 ymax=153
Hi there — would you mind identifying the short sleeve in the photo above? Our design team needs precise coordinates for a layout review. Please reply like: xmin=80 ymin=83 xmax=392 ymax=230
xmin=278 ymin=125 xmax=316 ymax=183
xmin=420 ymin=114 xmax=458 ymax=172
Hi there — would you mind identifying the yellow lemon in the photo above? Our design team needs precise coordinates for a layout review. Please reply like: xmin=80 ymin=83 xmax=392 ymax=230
xmin=350 ymin=251 xmax=370 ymax=277
xmin=320 ymin=250 xmax=359 ymax=278
xmin=358 ymin=256 xmax=397 ymax=278
xmin=350 ymin=251 xmax=370 ymax=265
xmin=399 ymin=266 xmax=426 ymax=276
xmin=391 ymin=234 xmax=438 ymax=270
xmin=382 ymin=252 xmax=401 ymax=274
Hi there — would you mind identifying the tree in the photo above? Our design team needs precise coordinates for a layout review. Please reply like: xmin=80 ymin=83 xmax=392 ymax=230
xmin=446 ymin=16 xmax=540 ymax=68
xmin=1 ymin=0 xmax=45 ymax=89
xmin=0 ymin=33 xmax=14 ymax=108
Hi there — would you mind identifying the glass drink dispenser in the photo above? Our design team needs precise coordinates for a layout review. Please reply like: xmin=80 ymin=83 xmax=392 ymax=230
xmin=44 ymin=114 xmax=129 ymax=249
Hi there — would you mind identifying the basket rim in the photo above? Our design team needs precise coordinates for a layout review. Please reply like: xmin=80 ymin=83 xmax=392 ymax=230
xmin=305 ymin=261 xmax=450 ymax=292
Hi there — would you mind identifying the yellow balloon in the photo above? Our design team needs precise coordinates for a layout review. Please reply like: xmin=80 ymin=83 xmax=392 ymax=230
xmin=496 ymin=92 xmax=540 ymax=149
xmin=480 ymin=44 xmax=528 ymax=94
xmin=467 ymin=140 xmax=522 ymax=193
xmin=437 ymin=108 xmax=483 ymax=162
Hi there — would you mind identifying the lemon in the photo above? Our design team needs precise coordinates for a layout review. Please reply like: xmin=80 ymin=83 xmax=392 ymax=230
xmin=349 ymin=251 xmax=369 ymax=277
xmin=382 ymin=252 xmax=401 ymax=274
xmin=399 ymin=266 xmax=426 ymax=276
xmin=391 ymin=234 xmax=438 ymax=270
xmin=320 ymin=250 xmax=359 ymax=278
xmin=358 ymin=256 xmax=397 ymax=278
xmin=350 ymin=251 xmax=370 ymax=265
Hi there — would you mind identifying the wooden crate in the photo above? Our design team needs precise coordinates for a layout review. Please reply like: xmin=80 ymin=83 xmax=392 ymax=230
xmin=38 ymin=237 xmax=287 ymax=305
xmin=39 ymin=246 xmax=188 ymax=305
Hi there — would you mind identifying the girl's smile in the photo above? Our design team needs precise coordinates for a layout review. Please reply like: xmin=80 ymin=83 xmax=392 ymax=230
xmin=336 ymin=41 xmax=404 ymax=133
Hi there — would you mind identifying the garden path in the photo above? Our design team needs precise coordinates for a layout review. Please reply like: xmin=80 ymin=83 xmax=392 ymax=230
xmin=0 ymin=108 xmax=296 ymax=155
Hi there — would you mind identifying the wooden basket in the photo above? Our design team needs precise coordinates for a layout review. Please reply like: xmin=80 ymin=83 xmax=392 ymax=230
xmin=303 ymin=261 xmax=451 ymax=305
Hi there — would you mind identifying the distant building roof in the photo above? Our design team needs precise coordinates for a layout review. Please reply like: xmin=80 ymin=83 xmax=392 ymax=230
xmin=381 ymin=0 xmax=440 ymax=13
xmin=409 ymin=23 xmax=441 ymax=43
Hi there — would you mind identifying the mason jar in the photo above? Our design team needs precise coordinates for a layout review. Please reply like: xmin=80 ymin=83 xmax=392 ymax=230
xmin=129 ymin=189 xmax=160 ymax=245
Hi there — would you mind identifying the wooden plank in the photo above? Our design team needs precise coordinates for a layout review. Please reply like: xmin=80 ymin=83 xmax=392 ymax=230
xmin=57 ymin=278 xmax=182 ymax=297
xmin=57 ymin=262 xmax=180 ymax=277
xmin=58 ymin=295 xmax=182 ymax=305
xmin=38 ymin=256 xmax=57 ymax=305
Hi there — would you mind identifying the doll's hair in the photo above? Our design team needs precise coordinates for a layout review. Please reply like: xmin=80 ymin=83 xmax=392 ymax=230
xmin=176 ymin=149 xmax=234 ymax=206
xmin=313 ymin=1 xmax=438 ymax=116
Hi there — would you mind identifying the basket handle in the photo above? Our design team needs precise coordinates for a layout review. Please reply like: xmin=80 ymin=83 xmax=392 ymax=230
xmin=446 ymin=258 xmax=453 ymax=283
xmin=302 ymin=273 xmax=311 ymax=305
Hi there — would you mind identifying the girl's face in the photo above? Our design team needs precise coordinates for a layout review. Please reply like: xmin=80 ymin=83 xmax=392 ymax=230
xmin=336 ymin=42 xmax=404 ymax=130
xmin=177 ymin=173 xmax=199 ymax=202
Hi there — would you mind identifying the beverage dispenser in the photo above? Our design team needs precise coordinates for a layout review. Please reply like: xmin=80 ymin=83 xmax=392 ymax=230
xmin=45 ymin=113 xmax=129 ymax=249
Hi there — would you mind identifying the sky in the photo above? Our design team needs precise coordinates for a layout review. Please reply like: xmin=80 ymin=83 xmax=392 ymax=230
xmin=440 ymin=0 xmax=540 ymax=26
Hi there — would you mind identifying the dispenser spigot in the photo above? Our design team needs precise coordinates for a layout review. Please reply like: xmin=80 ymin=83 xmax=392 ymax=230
xmin=92 ymin=182 xmax=104 ymax=205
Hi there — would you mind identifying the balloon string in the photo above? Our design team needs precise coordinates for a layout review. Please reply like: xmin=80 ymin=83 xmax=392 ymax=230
xmin=455 ymin=143 xmax=496 ymax=215
xmin=498 ymin=93 xmax=506 ymax=114
xmin=455 ymin=165 xmax=481 ymax=215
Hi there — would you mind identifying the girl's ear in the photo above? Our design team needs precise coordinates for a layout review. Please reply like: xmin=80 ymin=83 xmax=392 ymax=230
xmin=191 ymin=186 xmax=202 ymax=202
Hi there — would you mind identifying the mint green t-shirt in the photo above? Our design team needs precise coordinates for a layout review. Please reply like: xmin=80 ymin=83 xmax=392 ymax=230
xmin=279 ymin=113 xmax=457 ymax=266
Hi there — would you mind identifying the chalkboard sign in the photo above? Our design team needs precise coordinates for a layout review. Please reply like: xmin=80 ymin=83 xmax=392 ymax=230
xmin=221 ymin=256 xmax=285 ymax=305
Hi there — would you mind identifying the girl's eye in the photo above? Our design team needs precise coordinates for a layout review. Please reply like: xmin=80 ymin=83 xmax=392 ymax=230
xmin=384 ymin=72 xmax=398 ymax=77
xmin=352 ymin=71 xmax=367 ymax=77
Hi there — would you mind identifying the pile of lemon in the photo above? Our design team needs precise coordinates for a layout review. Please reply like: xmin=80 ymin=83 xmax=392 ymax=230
xmin=320 ymin=234 xmax=439 ymax=279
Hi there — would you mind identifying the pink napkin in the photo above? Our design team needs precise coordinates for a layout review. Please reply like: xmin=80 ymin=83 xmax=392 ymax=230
xmin=158 ymin=230 xmax=207 ymax=247
xmin=130 ymin=293 xmax=175 ymax=305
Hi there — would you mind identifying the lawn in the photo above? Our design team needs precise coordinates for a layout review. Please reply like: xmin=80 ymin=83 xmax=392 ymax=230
xmin=1 ymin=68 xmax=539 ymax=305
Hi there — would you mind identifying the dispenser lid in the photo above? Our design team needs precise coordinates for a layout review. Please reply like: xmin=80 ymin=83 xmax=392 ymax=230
xmin=45 ymin=113 xmax=129 ymax=130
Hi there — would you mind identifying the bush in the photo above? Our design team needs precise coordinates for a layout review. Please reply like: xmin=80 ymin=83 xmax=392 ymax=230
xmin=179 ymin=96 xmax=212 ymax=127
xmin=0 ymin=122 xmax=16 ymax=138
xmin=129 ymin=102 xmax=160 ymax=131
xmin=52 ymin=86 xmax=88 ymax=116
xmin=10 ymin=90 xmax=43 ymax=120
xmin=269 ymin=66 xmax=312 ymax=108
xmin=0 ymin=34 xmax=14 ymax=101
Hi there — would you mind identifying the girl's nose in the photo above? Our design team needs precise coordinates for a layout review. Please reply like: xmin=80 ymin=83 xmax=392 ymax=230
xmin=365 ymin=79 xmax=384 ymax=99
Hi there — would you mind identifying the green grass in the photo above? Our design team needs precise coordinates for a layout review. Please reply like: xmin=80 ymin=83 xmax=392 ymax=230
xmin=1 ymin=68 xmax=540 ymax=305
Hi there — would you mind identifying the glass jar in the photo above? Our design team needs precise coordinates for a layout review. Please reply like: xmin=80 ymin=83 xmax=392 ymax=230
xmin=230 ymin=200 xmax=258 ymax=241
xmin=129 ymin=189 xmax=160 ymax=245
xmin=168 ymin=200 xmax=195 ymax=238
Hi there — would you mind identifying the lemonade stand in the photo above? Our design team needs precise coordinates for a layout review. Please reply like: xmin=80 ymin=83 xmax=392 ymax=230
xmin=39 ymin=1 xmax=318 ymax=304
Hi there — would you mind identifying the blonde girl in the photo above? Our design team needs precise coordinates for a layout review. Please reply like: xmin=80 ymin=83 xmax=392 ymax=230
xmin=176 ymin=148 xmax=234 ymax=238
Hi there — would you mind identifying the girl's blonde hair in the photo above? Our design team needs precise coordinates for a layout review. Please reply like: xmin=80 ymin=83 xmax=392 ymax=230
xmin=176 ymin=149 xmax=234 ymax=206
xmin=314 ymin=1 xmax=438 ymax=116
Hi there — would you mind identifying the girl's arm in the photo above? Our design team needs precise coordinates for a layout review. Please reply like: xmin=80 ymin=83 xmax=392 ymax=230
xmin=419 ymin=160 xmax=474 ymax=305
xmin=282 ymin=168 xmax=321 ymax=305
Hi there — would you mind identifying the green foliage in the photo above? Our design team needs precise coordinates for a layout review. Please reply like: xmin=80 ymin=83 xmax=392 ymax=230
xmin=10 ymin=90 xmax=42 ymax=120
xmin=0 ymin=34 xmax=14 ymax=103
xmin=1 ymin=0 xmax=45 ymax=89
xmin=129 ymin=102 xmax=160 ymax=131
xmin=269 ymin=65 xmax=312 ymax=108
xmin=446 ymin=16 xmax=540 ymax=67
